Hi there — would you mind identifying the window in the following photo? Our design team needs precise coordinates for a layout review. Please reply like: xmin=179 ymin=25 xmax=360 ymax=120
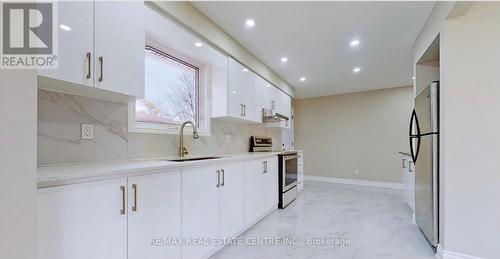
xmin=135 ymin=45 xmax=200 ymax=128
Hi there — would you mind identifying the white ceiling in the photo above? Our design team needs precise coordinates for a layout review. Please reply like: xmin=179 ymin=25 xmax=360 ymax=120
xmin=192 ymin=1 xmax=435 ymax=99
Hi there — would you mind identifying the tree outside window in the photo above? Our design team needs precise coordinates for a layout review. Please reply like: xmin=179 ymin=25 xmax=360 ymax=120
xmin=136 ymin=46 xmax=199 ymax=126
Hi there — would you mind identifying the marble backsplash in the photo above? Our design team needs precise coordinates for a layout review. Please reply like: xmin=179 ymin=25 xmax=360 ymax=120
xmin=38 ymin=90 xmax=281 ymax=165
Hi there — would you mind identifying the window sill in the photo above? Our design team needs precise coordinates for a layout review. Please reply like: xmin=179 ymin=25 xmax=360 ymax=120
xmin=129 ymin=122 xmax=210 ymax=136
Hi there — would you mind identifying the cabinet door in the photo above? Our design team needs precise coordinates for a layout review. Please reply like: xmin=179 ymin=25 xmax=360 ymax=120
xmin=38 ymin=1 xmax=94 ymax=87
xmin=263 ymin=157 xmax=279 ymax=211
xmin=262 ymin=81 xmax=275 ymax=111
xmin=94 ymin=1 xmax=145 ymax=97
xmin=128 ymin=171 xmax=182 ymax=259
xmin=227 ymin=58 xmax=248 ymax=119
xmin=277 ymin=90 xmax=292 ymax=129
xmin=182 ymin=166 xmax=221 ymax=259
xmin=219 ymin=162 xmax=245 ymax=239
xmin=37 ymin=179 xmax=127 ymax=259
xmin=244 ymin=159 xmax=266 ymax=225
xmin=248 ymin=74 xmax=263 ymax=123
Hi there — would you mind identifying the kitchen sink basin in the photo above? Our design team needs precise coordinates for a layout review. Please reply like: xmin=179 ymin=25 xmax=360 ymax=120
xmin=165 ymin=156 xmax=222 ymax=162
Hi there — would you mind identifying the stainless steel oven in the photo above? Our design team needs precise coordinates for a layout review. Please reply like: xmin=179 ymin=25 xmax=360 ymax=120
xmin=278 ymin=152 xmax=298 ymax=208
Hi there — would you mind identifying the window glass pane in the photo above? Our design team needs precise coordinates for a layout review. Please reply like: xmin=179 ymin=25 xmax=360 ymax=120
xmin=136 ymin=46 xmax=198 ymax=126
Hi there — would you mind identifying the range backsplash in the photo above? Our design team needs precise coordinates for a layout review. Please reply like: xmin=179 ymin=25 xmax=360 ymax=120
xmin=38 ymin=89 xmax=283 ymax=165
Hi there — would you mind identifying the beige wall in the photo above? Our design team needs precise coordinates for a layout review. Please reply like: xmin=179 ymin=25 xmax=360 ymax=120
xmin=440 ymin=3 xmax=500 ymax=257
xmin=0 ymin=71 xmax=37 ymax=259
xmin=295 ymin=86 xmax=413 ymax=183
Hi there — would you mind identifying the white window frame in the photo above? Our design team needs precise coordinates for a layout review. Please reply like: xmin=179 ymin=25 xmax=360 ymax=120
xmin=128 ymin=38 xmax=211 ymax=136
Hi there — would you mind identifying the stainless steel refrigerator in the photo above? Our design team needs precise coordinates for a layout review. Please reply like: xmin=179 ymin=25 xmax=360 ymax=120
xmin=409 ymin=81 xmax=439 ymax=247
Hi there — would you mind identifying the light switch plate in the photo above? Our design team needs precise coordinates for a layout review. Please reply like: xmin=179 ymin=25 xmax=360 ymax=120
xmin=81 ymin=124 xmax=94 ymax=140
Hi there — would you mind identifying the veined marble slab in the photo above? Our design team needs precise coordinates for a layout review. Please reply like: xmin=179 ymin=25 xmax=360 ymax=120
xmin=37 ymin=152 xmax=280 ymax=188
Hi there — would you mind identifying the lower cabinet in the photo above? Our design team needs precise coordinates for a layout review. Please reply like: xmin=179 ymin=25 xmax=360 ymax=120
xmin=244 ymin=159 xmax=265 ymax=224
xmin=37 ymin=178 xmax=128 ymax=259
xmin=182 ymin=161 xmax=246 ymax=259
xmin=37 ymin=171 xmax=181 ymax=259
xmin=244 ymin=157 xmax=278 ymax=226
xmin=37 ymin=156 xmax=278 ymax=259
xmin=182 ymin=165 xmax=221 ymax=259
xmin=128 ymin=172 xmax=182 ymax=259
xmin=263 ymin=157 xmax=278 ymax=215
xmin=219 ymin=162 xmax=245 ymax=239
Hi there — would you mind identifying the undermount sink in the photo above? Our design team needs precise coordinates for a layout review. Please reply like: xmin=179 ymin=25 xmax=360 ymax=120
xmin=165 ymin=156 xmax=222 ymax=162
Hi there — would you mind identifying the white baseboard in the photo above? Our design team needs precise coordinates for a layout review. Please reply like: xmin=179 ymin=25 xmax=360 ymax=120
xmin=304 ymin=175 xmax=404 ymax=190
xmin=436 ymin=244 xmax=484 ymax=259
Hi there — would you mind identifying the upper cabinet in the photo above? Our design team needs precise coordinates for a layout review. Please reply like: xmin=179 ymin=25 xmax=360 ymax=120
xmin=94 ymin=1 xmax=145 ymax=97
xmin=212 ymin=57 xmax=262 ymax=123
xmin=38 ymin=1 xmax=145 ymax=99
xmin=37 ymin=2 xmax=94 ymax=88
xmin=262 ymin=81 xmax=292 ymax=129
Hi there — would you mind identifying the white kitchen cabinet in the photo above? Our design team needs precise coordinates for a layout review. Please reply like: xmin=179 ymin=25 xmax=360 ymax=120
xmin=182 ymin=165 xmax=221 ymax=259
xmin=262 ymin=81 xmax=276 ymax=111
xmin=244 ymin=156 xmax=279 ymax=226
xmin=401 ymin=154 xmax=415 ymax=211
xmin=244 ymin=159 xmax=266 ymax=225
xmin=262 ymin=81 xmax=292 ymax=129
xmin=128 ymin=171 xmax=182 ymax=259
xmin=219 ymin=162 xmax=245 ymax=239
xmin=213 ymin=57 xmax=262 ymax=123
xmin=38 ymin=1 xmax=94 ymax=87
xmin=37 ymin=179 xmax=128 ymax=259
xmin=38 ymin=156 xmax=279 ymax=259
xmin=38 ymin=1 xmax=145 ymax=99
xmin=94 ymin=1 xmax=144 ymax=97
xmin=263 ymin=157 xmax=279 ymax=210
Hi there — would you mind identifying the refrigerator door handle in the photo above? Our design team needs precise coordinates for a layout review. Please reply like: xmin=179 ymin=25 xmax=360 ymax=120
xmin=409 ymin=109 xmax=421 ymax=163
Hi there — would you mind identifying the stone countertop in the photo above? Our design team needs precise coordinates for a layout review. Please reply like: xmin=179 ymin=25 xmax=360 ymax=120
xmin=38 ymin=152 xmax=280 ymax=188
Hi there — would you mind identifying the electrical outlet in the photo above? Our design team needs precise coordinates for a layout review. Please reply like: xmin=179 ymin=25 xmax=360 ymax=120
xmin=354 ymin=170 xmax=359 ymax=175
xmin=81 ymin=124 xmax=94 ymax=140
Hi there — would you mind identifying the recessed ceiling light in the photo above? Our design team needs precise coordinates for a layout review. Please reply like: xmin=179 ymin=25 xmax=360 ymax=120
xmin=59 ymin=24 xmax=71 ymax=31
xmin=267 ymin=84 xmax=272 ymax=88
xmin=300 ymin=77 xmax=306 ymax=82
xmin=353 ymin=67 xmax=361 ymax=73
xmin=412 ymin=76 xmax=416 ymax=80
xmin=280 ymin=57 xmax=288 ymax=63
xmin=245 ymin=19 xmax=255 ymax=28
xmin=350 ymin=39 xmax=360 ymax=47
xmin=194 ymin=42 xmax=203 ymax=47
xmin=232 ymin=90 xmax=237 ymax=94
xmin=243 ymin=68 xmax=249 ymax=72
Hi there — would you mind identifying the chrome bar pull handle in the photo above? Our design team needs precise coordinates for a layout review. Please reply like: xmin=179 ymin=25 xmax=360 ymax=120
xmin=243 ymin=105 xmax=247 ymax=116
xmin=263 ymin=161 xmax=268 ymax=174
xmin=221 ymin=169 xmax=225 ymax=187
xmin=216 ymin=170 xmax=220 ymax=188
xmin=132 ymin=184 xmax=137 ymax=212
xmin=98 ymin=56 xmax=103 ymax=82
xmin=86 ymin=52 xmax=91 ymax=79
xmin=120 ymin=186 xmax=126 ymax=215
xmin=403 ymin=159 xmax=407 ymax=168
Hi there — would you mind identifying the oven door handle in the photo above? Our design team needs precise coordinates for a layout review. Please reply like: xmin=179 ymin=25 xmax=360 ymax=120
xmin=284 ymin=155 xmax=299 ymax=160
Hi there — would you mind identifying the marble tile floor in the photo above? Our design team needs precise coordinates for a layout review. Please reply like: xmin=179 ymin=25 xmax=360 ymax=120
xmin=211 ymin=181 xmax=435 ymax=259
